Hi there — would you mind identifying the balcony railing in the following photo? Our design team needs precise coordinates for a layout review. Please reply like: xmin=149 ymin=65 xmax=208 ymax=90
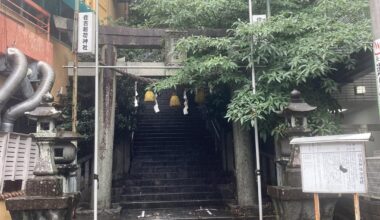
xmin=2 ymin=0 xmax=50 ymax=40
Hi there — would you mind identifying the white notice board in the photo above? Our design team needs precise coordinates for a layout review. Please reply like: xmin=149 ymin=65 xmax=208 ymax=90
xmin=300 ymin=142 xmax=367 ymax=193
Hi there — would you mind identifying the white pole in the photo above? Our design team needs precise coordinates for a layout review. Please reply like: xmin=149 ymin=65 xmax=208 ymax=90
xmin=248 ymin=0 xmax=263 ymax=219
xmin=93 ymin=0 xmax=99 ymax=218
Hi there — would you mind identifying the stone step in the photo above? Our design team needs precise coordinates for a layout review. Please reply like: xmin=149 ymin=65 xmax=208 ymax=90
xmin=132 ymin=156 xmax=218 ymax=163
xmin=133 ymin=137 xmax=200 ymax=142
xmin=120 ymin=199 xmax=229 ymax=209
xmin=130 ymin=167 xmax=218 ymax=174
xmin=133 ymin=145 xmax=210 ymax=151
xmin=137 ymin=117 xmax=205 ymax=123
xmin=114 ymin=178 xmax=213 ymax=187
xmin=136 ymin=124 xmax=202 ymax=128
xmin=133 ymin=149 xmax=207 ymax=155
xmin=135 ymin=160 xmax=219 ymax=167
xmin=133 ymin=139 xmax=192 ymax=144
xmin=123 ymin=184 xmax=215 ymax=194
xmin=128 ymin=171 xmax=222 ymax=179
xmin=132 ymin=144 xmax=207 ymax=151
xmin=119 ymin=191 xmax=222 ymax=202
xmin=134 ymin=132 xmax=205 ymax=137
xmin=135 ymin=127 xmax=200 ymax=131
xmin=132 ymin=156 xmax=216 ymax=163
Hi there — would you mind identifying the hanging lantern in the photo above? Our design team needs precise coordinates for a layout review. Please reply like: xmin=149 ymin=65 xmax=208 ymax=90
xmin=144 ymin=90 xmax=155 ymax=102
xmin=169 ymin=93 xmax=181 ymax=108
xmin=195 ymin=88 xmax=205 ymax=104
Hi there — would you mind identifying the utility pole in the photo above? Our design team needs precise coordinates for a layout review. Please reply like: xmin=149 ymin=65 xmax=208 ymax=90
xmin=67 ymin=0 xmax=79 ymax=195
xmin=248 ymin=0 xmax=264 ymax=219
xmin=72 ymin=0 xmax=79 ymax=133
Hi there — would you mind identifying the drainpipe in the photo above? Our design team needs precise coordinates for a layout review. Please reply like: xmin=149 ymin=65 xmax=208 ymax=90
xmin=0 ymin=48 xmax=28 ymax=124
xmin=1 ymin=61 xmax=55 ymax=132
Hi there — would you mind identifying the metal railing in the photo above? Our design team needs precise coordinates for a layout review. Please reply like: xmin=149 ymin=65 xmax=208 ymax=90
xmin=2 ymin=0 xmax=50 ymax=40
xmin=76 ymin=154 xmax=93 ymax=193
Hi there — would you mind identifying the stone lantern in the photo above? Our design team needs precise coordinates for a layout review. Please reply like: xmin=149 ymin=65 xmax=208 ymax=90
xmin=6 ymin=94 xmax=80 ymax=220
xmin=281 ymin=89 xmax=316 ymax=135
xmin=277 ymin=89 xmax=316 ymax=186
xmin=268 ymin=90 xmax=338 ymax=220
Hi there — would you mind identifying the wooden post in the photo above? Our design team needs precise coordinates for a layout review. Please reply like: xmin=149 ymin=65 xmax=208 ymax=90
xmin=313 ymin=193 xmax=320 ymax=220
xmin=354 ymin=193 xmax=361 ymax=220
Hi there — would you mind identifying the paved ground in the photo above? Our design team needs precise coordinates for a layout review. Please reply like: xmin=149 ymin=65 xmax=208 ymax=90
xmin=75 ymin=207 xmax=276 ymax=220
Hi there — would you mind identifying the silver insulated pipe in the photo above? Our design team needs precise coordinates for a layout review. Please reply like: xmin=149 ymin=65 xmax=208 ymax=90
xmin=0 ymin=48 xmax=28 ymax=124
xmin=1 ymin=61 xmax=55 ymax=132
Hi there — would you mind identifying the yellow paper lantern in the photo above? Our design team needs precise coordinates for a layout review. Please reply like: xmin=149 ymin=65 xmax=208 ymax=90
xmin=169 ymin=93 xmax=181 ymax=107
xmin=195 ymin=88 xmax=205 ymax=104
xmin=144 ymin=90 xmax=155 ymax=102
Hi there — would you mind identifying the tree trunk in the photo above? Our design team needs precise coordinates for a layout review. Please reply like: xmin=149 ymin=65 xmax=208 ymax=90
xmin=232 ymin=122 xmax=257 ymax=207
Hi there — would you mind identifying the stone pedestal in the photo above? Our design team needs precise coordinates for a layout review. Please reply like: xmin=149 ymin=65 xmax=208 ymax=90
xmin=6 ymin=176 xmax=79 ymax=220
xmin=267 ymin=186 xmax=339 ymax=220
xmin=6 ymin=194 xmax=78 ymax=220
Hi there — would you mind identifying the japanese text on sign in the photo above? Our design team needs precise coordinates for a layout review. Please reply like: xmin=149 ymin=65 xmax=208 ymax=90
xmin=78 ymin=12 xmax=95 ymax=54
xmin=300 ymin=143 xmax=367 ymax=193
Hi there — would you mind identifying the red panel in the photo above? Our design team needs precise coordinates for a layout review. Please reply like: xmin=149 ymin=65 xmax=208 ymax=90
xmin=0 ymin=14 xmax=53 ymax=64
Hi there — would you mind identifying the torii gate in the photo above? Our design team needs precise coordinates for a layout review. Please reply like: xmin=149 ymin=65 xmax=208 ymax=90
xmin=54 ymin=16 xmax=226 ymax=208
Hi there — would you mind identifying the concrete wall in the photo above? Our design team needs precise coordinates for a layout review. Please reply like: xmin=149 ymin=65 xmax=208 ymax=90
xmin=51 ymin=39 xmax=73 ymax=102
xmin=0 ymin=7 xmax=53 ymax=64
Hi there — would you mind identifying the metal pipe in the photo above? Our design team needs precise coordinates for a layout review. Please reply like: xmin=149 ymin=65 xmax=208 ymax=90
xmin=72 ymin=0 xmax=79 ymax=133
xmin=63 ymin=65 xmax=183 ymax=69
xmin=1 ymin=61 xmax=55 ymax=132
xmin=23 ymin=0 xmax=50 ymax=17
xmin=94 ymin=0 xmax=99 ymax=218
xmin=248 ymin=0 xmax=263 ymax=219
xmin=0 ymin=48 xmax=28 ymax=125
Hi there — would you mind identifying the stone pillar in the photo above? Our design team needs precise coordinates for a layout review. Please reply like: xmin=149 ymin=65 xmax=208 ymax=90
xmin=232 ymin=122 xmax=257 ymax=207
xmin=97 ymin=44 xmax=117 ymax=209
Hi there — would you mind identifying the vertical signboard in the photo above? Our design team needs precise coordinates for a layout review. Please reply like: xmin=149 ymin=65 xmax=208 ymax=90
xmin=374 ymin=39 xmax=380 ymax=114
xmin=78 ymin=12 xmax=95 ymax=54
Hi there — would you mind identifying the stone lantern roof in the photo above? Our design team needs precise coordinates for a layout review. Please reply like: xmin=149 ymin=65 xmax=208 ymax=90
xmin=280 ymin=89 xmax=316 ymax=116
xmin=24 ymin=93 xmax=62 ymax=121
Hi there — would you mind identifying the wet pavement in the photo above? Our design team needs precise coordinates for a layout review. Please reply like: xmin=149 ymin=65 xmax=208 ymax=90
xmin=75 ymin=206 xmax=276 ymax=220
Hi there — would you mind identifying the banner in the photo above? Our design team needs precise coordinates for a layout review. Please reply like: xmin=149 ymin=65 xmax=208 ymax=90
xmin=374 ymin=39 xmax=380 ymax=114
xmin=78 ymin=12 xmax=95 ymax=54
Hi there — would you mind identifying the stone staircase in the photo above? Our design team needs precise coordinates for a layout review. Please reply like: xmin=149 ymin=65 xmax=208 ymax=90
xmin=113 ymin=92 xmax=277 ymax=219
xmin=116 ymin=92 xmax=232 ymax=215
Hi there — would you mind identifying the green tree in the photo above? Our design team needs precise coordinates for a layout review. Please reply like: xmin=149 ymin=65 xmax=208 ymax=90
xmin=131 ymin=0 xmax=372 ymax=137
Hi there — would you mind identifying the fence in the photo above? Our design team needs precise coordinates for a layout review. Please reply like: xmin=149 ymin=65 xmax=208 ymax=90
xmin=2 ymin=0 xmax=50 ymax=40
xmin=0 ymin=132 xmax=38 ymax=193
